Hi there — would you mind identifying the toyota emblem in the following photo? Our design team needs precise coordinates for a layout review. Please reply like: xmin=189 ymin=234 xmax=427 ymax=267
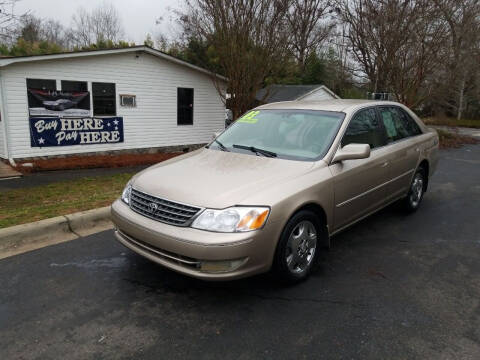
xmin=148 ymin=202 xmax=159 ymax=213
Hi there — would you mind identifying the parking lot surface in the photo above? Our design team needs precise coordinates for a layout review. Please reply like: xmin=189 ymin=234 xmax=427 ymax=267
xmin=1 ymin=145 xmax=479 ymax=359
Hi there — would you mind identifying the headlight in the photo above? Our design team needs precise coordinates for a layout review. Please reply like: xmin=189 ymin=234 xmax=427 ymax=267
xmin=192 ymin=206 xmax=270 ymax=232
xmin=121 ymin=183 xmax=132 ymax=204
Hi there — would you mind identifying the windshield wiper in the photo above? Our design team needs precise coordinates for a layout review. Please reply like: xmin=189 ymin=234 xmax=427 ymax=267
xmin=232 ymin=144 xmax=277 ymax=157
xmin=213 ymin=139 xmax=229 ymax=152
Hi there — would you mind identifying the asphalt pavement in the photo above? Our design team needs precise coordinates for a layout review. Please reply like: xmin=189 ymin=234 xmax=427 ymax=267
xmin=1 ymin=145 xmax=479 ymax=359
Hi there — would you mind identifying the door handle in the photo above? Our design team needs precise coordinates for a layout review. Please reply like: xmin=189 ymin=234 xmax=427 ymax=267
xmin=380 ymin=161 xmax=389 ymax=168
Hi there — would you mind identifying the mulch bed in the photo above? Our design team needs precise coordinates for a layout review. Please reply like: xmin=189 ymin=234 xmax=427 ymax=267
xmin=14 ymin=152 xmax=183 ymax=174
xmin=437 ymin=129 xmax=479 ymax=149
xmin=440 ymin=135 xmax=479 ymax=149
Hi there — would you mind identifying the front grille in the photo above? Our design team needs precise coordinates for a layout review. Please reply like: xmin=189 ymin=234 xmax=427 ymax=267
xmin=130 ymin=188 xmax=201 ymax=226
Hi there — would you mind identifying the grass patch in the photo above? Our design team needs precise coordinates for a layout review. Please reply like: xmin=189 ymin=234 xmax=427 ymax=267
xmin=0 ymin=172 xmax=134 ymax=228
xmin=436 ymin=129 xmax=479 ymax=149
xmin=423 ymin=117 xmax=480 ymax=129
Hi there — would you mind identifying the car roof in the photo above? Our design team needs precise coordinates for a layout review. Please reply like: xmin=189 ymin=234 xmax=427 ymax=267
xmin=255 ymin=99 xmax=404 ymax=113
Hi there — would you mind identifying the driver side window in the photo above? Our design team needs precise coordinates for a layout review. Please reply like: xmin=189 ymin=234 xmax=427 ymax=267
xmin=341 ymin=108 xmax=387 ymax=149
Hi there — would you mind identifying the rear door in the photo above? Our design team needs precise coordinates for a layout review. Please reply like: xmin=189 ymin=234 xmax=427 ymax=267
xmin=377 ymin=106 xmax=422 ymax=200
xmin=330 ymin=107 xmax=390 ymax=231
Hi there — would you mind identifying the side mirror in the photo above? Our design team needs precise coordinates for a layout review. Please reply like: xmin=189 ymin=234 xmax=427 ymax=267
xmin=212 ymin=131 xmax=221 ymax=140
xmin=332 ymin=143 xmax=371 ymax=163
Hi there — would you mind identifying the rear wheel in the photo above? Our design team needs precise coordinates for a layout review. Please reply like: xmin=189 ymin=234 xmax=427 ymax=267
xmin=403 ymin=167 xmax=426 ymax=212
xmin=273 ymin=210 xmax=323 ymax=283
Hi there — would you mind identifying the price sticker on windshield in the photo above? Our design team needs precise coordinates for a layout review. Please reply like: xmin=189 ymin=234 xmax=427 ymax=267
xmin=238 ymin=111 xmax=260 ymax=124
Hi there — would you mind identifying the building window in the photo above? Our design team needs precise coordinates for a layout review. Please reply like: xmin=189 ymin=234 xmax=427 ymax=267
xmin=92 ymin=82 xmax=116 ymax=116
xmin=26 ymin=78 xmax=56 ymax=91
xmin=59 ymin=81 xmax=90 ymax=112
xmin=177 ymin=88 xmax=194 ymax=125
xmin=61 ymin=80 xmax=88 ymax=92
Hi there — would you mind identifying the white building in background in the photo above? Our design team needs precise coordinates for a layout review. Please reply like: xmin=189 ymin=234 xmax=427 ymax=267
xmin=0 ymin=46 xmax=227 ymax=161
xmin=256 ymin=84 xmax=340 ymax=104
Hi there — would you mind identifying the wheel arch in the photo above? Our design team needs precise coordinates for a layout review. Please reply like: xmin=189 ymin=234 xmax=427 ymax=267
xmin=289 ymin=202 xmax=330 ymax=249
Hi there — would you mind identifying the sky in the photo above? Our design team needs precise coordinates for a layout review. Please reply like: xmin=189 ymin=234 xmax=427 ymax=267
xmin=14 ymin=0 xmax=182 ymax=44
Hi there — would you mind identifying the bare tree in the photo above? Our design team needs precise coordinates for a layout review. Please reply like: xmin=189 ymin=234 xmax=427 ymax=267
xmin=68 ymin=8 xmax=91 ymax=47
xmin=155 ymin=33 xmax=170 ymax=52
xmin=335 ymin=0 xmax=447 ymax=107
xmin=17 ymin=14 xmax=42 ymax=42
xmin=42 ymin=19 xmax=68 ymax=47
xmin=13 ymin=14 xmax=68 ymax=47
xmin=432 ymin=0 xmax=480 ymax=119
xmin=180 ymin=0 xmax=291 ymax=119
xmin=286 ymin=0 xmax=334 ymax=69
xmin=0 ymin=0 xmax=24 ymax=42
xmin=165 ymin=0 xmax=479 ymax=117
xmin=317 ymin=25 xmax=358 ymax=97
xmin=69 ymin=3 xmax=124 ymax=48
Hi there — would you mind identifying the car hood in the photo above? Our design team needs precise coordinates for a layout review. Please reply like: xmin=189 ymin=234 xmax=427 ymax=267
xmin=131 ymin=148 xmax=316 ymax=209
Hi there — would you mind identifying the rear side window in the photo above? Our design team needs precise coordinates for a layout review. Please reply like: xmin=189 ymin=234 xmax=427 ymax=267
xmin=399 ymin=108 xmax=422 ymax=136
xmin=379 ymin=107 xmax=421 ymax=142
xmin=342 ymin=108 xmax=387 ymax=149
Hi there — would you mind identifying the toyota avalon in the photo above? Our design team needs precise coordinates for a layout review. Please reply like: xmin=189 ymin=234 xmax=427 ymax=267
xmin=111 ymin=100 xmax=439 ymax=282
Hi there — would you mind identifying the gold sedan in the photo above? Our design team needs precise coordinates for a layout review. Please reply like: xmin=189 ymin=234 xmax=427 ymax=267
xmin=111 ymin=100 xmax=439 ymax=282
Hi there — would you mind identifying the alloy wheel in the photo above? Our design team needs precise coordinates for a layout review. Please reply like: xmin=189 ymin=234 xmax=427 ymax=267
xmin=409 ymin=173 xmax=424 ymax=208
xmin=285 ymin=220 xmax=317 ymax=274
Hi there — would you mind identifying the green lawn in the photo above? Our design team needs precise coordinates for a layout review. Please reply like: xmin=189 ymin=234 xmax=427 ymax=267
xmin=0 ymin=172 xmax=134 ymax=228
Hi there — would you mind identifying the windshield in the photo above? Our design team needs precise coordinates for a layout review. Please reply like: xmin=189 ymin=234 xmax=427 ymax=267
xmin=210 ymin=109 xmax=345 ymax=161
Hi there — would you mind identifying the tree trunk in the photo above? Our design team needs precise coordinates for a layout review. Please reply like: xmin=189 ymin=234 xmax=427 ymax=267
xmin=457 ymin=76 xmax=465 ymax=121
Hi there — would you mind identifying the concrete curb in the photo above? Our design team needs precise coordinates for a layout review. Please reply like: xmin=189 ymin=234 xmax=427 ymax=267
xmin=0 ymin=206 xmax=113 ymax=259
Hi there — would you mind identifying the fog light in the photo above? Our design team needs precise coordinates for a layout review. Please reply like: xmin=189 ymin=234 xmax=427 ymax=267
xmin=199 ymin=258 xmax=247 ymax=273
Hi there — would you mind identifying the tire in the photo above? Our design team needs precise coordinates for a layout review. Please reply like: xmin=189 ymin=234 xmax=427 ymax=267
xmin=402 ymin=167 xmax=426 ymax=213
xmin=273 ymin=210 xmax=323 ymax=283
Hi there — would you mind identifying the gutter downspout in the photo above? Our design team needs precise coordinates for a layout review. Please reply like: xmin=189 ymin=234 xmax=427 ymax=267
xmin=0 ymin=71 xmax=15 ymax=167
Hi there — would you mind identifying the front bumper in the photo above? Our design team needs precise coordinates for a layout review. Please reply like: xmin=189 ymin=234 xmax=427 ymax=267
xmin=111 ymin=199 xmax=280 ymax=280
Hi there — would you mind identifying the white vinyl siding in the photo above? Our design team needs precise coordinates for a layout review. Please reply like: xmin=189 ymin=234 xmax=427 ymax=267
xmin=0 ymin=121 xmax=4 ymax=158
xmin=0 ymin=76 xmax=6 ymax=159
xmin=1 ymin=52 xmax=225 ymax=158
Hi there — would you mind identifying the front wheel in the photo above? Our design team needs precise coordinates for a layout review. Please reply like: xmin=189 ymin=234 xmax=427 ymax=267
xmin=273 ymin=210 xmax=323 ymax=283
xmin=403 ymin=168 xmax=426 ymax=212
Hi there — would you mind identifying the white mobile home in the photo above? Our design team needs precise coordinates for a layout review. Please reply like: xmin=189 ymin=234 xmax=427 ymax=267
xmin=0 ymin=46 xmax=227 ymax=161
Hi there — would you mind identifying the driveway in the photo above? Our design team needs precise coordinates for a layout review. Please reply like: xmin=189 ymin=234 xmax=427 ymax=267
xmin=1 ymin=145 xmax=479 ymax=359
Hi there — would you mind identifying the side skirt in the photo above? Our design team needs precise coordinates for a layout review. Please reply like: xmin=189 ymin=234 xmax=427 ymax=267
xmin=329 ymin=194 xmax=406 ymax=238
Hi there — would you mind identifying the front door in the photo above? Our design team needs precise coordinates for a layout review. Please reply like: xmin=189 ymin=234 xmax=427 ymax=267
xmin=330 ymin=107 xmax=390 ymax=231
